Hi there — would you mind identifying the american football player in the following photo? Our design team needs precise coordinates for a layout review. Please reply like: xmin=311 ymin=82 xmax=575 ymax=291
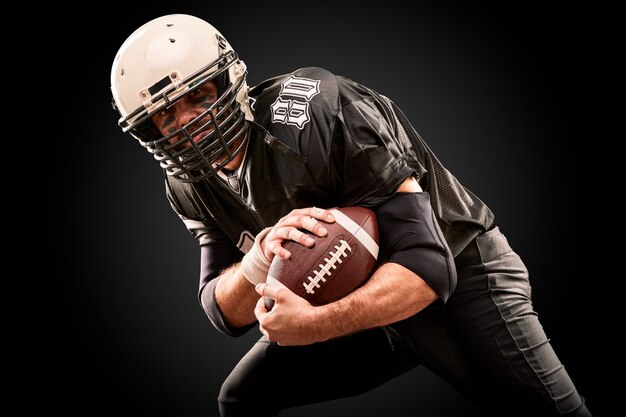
xmin=110 ymin=14 xmax=592 ymax=417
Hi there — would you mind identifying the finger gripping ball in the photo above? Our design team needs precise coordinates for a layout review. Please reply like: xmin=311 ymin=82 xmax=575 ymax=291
xmin=264 ymin=207 xmax=379 ymax=310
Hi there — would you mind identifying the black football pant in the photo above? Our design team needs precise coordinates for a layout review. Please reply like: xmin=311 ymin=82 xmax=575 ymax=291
xmin=218 ymin=227 xmax=592 ymax=416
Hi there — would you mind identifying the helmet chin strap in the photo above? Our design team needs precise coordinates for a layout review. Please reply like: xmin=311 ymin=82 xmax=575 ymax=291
xmin=260 ymin=131 xmax=306 ymax=165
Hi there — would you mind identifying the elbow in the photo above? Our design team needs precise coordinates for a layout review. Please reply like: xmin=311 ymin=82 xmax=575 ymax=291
xmin=199 ymin=279 xmax=255 ymax=337
xmin=199 ymin=281 xmax=216 ymax=317
xmin=389 ymin=248 xmax=457 ymax=303
xmin=375 ymin=191 xmax=458 ymax=303
xmin=421 ymin=279 xmax=440 ymax=306
xmin=198 ymin=244 xmax=253 ymax=337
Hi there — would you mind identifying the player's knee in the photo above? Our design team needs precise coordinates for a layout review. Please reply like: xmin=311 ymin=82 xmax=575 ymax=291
xmin=219 ymin=368 xmax=278 ymax=416
xmin=218 ymin=370 xmax=246 ymax=407
xmin=218 ymin=373 xmax=248 ymax=415
xmin=567 ymin=402 xmax=593 ymax=417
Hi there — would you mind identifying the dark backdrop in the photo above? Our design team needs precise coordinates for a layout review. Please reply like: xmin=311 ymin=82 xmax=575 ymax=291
xmin=45 ymin=2 xmax=604 ymax=416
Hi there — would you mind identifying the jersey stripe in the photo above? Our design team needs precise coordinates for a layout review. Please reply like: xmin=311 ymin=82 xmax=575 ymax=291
xmin=329 ymin=209 xmax=379 ymax=260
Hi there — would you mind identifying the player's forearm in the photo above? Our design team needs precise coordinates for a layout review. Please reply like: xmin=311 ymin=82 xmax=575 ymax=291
xmin=207 ymin=263 xmax=259 ymax=328
xmin=314 ymin=262 xmax=438 ymax=341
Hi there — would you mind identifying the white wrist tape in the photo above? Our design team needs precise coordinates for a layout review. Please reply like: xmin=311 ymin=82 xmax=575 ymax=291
xmin=240 ymin=227 xmax=272 ymax=285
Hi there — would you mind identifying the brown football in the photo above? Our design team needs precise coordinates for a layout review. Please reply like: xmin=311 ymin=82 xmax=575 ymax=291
xmin=265 ymin=207 xmax=379 ymax=310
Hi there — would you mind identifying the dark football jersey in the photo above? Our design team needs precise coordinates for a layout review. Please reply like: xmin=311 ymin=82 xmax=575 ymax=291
xmin=166 ymin=67 xmax=494 ymax=260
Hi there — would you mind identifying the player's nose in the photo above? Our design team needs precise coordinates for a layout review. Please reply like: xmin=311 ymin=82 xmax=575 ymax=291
xmin=175 ymin=102 xmax=199 ymax=129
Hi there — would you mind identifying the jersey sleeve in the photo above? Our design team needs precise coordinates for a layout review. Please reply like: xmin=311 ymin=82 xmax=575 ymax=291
xmin=164 ymin=176 xmax=230 ymax=246
xmin=252 ymin=67 xmax=417 ymax=208
xmin=199 ymin=242 xmax=253 ymax=337
xmin=165 ymin=177 xmax=254 ymax=336
xmin=331 ymin=80 xmax=416 ymax=207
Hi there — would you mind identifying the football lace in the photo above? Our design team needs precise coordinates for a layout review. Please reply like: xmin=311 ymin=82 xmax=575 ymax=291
xmin=303 ymin=240 xmax=352 ymax=294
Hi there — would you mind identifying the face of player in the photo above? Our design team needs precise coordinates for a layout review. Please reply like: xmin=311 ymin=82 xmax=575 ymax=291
xmin=151 ymin=81 xmax=246 ymax=171
xmin=152 ymin=81 xmax=218 ymax=146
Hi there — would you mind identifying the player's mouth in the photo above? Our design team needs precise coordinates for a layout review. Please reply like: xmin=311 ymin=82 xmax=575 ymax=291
xmin=171 ymin=128 xmax=214 ymax=149
xmin=192 ymin=130 xmax=212 ymax=144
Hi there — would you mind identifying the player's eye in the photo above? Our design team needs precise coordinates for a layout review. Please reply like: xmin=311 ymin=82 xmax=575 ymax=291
xmin=191 ymin=91 xmax=215 ymax=106
xmin=151 ymin=107 xmax=173 ymax=128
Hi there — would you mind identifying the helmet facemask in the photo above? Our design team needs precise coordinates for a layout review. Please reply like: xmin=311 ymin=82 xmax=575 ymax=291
xmin=120 ymin=51 xmax=248 ymax=182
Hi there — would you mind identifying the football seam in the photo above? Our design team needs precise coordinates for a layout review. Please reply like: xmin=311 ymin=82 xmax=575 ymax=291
xmin=329 ymin=209 xmax=378 ymax=260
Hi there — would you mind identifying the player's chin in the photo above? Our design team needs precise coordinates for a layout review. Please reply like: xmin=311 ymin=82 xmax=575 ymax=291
xmin=215 ymin=138 xmax=246 ymax=167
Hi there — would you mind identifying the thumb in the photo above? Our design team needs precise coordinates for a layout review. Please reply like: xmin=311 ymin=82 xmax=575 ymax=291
xmin=255 ymin=281 xmax=281 ymax=300
xmin=256 ymin=278 xmax=290 ymax=300
xmin=256 ymin=282 xmax=278 ymax=312
xmin=255 ymin=282 xmax=266 ymax=296
xmin=255 ymin=277 xmax=284 ymax=311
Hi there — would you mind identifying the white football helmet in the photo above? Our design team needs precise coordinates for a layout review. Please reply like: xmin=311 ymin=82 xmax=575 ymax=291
xmin=111 ymin=14 xmax=253 ymax=182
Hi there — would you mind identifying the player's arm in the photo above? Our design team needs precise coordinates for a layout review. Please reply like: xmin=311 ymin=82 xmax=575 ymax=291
xmin=255 ymin=177 xmax=456 ymax=345
xmin=201 ymin=256 xmax=257 ymax=333
xmin=205 ymin=208 xmax=335 ymax=332
xmin=254 ymin=257 xmax=437 ymax=346
xmin=316 ymin=260 xmax=437 ymax=341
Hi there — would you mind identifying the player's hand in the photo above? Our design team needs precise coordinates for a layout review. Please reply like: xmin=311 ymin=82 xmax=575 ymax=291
xmin=254 ymin=281 xmax=322 ymax=346
xmin=261 ymin=207 xmax=335 ymax=261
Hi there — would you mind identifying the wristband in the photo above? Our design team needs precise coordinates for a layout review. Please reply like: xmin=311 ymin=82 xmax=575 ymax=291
xmin=240 ymin=227 xmax=272 ymax=285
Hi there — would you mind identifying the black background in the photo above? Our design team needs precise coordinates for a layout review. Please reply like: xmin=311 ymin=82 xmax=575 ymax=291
xmin=44 ymin=2 xmax=605 ymax=416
